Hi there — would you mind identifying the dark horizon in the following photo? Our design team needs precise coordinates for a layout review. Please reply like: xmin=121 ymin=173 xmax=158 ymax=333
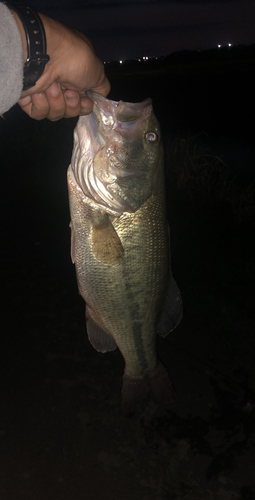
xmin=28 ymin=0 xmax=255 ymax=61
xmin=102 ymin=41 xmax=255 ymax=63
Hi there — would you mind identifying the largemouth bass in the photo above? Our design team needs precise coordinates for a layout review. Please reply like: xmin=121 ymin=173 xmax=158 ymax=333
xmin=67 ymin=91 xmax=182 ymax=412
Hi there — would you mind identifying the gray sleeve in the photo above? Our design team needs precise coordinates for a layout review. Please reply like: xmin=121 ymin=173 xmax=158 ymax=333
xmin=0 ymin=3 xmax=24 ymax=115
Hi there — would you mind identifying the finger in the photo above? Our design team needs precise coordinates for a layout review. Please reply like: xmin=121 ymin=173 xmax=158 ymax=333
xmin=18 ymin=94 xmax=32 ymax=108
xmin=79 ymin=96 xmax=93 ymax=116
xmin=63 ymin=92 xmax=93 ymax=118
xmin=63 ymin=90 xmax=84 ymax=118
xmin=93 ymin=77 xmax=111 ymax=98
xmin=44 ymin=83 xmax=67 ymax=121
xmin=18 ymin=92 xmax=49 ymax=120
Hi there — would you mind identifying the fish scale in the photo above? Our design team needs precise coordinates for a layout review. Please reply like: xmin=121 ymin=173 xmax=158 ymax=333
xmin=112 ymin=194 xmax=169 ymax=376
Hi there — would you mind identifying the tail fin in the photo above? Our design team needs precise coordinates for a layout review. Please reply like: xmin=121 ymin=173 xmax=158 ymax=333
xmin=121 ymin=363 xmax=175 ymax=414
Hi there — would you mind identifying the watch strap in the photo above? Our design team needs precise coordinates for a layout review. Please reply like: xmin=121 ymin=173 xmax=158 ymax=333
xmin=5 ymin=3 xmax=50 ymax=90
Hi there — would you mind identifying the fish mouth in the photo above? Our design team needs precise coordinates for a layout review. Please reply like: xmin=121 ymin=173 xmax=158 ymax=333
xmin=86 ymin=91 xmax=118 ymax=150
xmin=70 ymin=91 xmax=153 ymax=214
xmin=87 ymin=90 xmax=152 ymax=144
xmin=79 ymin=90 xmax=153 ymax=169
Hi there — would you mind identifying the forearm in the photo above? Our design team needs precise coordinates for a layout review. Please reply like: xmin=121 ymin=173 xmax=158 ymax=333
xmin=0 ymin=2 xmax=24 ymax=114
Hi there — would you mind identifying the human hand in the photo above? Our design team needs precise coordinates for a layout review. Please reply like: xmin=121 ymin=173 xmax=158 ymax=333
xmin=14 ymin=13 xmax=110 ymax=121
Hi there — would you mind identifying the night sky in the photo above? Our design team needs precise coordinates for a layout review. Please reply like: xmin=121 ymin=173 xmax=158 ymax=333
xmin=30 ymin=0 xmax=255 ymax=61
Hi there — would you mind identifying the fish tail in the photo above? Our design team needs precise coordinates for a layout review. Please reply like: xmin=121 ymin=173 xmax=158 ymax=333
xmin=147 ymin=363 xmax=176 ymax=405
xmin=121 ymin=363 xmax=175 ymax=414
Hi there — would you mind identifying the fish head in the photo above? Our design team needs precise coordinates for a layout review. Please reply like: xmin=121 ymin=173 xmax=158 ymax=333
xmin=71 ymin=91 xmax=164 ymax=214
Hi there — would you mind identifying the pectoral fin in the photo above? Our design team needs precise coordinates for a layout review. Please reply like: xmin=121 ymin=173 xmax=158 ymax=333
xmin=86 ymin=306 xmax=117 ymax=353
xmin=92 ymin=214 xmax=124 ymax=265
xmin=157 ymin=276 xmax=183 ymax=337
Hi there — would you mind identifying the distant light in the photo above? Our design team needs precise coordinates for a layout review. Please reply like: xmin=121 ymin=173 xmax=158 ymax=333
xmin=146 ymin=56 xmax=148 ymax=60
xmin=119 ymin=60 xmax=123 ymax=64
xmin=218 ymin=44 xmax=221 ymax=48
xmin=138 ymin=58 xmax=141 ymax=62
xmin=228 ymin=43 xmax=232 ymax=47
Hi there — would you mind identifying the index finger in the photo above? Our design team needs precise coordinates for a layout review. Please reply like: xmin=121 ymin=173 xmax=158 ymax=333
xmin=91 ymin=74 xmax=111 ymax=97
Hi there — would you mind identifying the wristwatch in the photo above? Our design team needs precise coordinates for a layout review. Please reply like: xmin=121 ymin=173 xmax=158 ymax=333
xmin=5 ymin=2 xmax=50 ymax=90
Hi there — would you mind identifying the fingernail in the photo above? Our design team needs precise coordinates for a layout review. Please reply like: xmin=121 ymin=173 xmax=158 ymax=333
xmin=66 ymin=94 xmax=79 ymax=107
xmin=80 ymin=106 xmax=93 ymax=116
xmin=80 ymin=98 xmax=93 ymax=114
xmin=49 ymin=83 xmax=60 ymax=97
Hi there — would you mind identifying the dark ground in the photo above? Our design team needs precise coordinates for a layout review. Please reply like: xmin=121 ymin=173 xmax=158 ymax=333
xmin=0 ymin=47 xmax=255 ymax=499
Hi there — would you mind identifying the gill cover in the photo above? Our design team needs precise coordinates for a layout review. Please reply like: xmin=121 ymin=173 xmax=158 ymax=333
xmin=70 ymin=91 xmax=162 ymax=215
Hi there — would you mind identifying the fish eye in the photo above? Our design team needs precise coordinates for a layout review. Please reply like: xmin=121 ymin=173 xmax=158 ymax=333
xmin=146 ymin=132 xmax=157 ymax=142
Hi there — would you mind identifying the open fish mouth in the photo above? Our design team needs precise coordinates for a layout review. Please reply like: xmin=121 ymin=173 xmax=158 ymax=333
xmin=70 ymin=91 xmax=154 ymax=214
xmin=85 ymin=90 xmax=153 ymax=154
